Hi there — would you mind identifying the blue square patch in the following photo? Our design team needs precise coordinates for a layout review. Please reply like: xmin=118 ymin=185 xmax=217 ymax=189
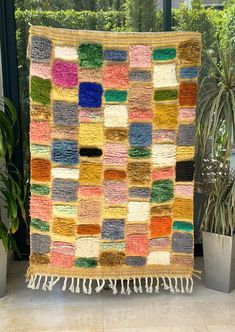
xmin=79 ymin=82 xmax=103 ymax=108
xmin=129 ymin=123 xmax=152 ymax=147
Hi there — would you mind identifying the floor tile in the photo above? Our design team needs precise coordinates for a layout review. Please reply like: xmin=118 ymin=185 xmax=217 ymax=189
xmin=1 ymin=258 xmax=235 ymax=331
xmin=104 ymin=327 xmax=208 ymax=332
xmin=206 ymin=325 xmax=235 ymax=332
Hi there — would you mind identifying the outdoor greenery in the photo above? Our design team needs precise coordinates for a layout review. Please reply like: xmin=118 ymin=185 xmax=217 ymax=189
xmin=15 ymin=0 xmax=125 ymax=11
xmin=0 ymin=98 xmax=25 ymax=255
xmin=124 ymin=0 xmax=158 ymax=32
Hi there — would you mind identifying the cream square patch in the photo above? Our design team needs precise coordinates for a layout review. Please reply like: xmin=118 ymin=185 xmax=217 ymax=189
xmin=54 ymin=46 xmax=78 ymax=60
xmin=152 ymin=144 xmax=176 ymax=167
xmin=75 ymin=237 xmax=100 ymax=257
xmin=128 ymin=202 xmax=150 ymax=222
xmin=104 ymin=105 xmax=128 ymax=127
xmin=147 ymin=251 xmax=170 ymax=265
xmin=153 ymin=63 xmax=178 ymax=88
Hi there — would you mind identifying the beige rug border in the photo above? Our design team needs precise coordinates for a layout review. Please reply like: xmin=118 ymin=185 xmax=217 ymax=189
xmin=29 ymin=26 xmax=201 ymax=47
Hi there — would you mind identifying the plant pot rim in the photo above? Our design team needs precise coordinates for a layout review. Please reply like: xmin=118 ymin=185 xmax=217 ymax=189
xmin=202 ymin=231 xmax=234 ymax=238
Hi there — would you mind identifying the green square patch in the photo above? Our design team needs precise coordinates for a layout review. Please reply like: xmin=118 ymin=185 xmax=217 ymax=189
xmin=151 ymin=180 xmax=174 ymax=203
xmin=78 ymin=43 xmax=103 ymax=68
xmin=31 ymin=76 xmax=51 ymax=105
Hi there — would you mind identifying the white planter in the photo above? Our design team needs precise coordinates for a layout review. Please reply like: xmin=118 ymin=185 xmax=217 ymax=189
xmin=203 ymin=231 xmax=235 ymax=293
xmin=0 ymin=240 xmax=7 ymax=297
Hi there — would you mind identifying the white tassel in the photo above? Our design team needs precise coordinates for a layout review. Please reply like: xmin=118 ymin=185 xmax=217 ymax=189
xmin=126 ymin=279 xmax=131 ymax=295
xmin=48 ymin=277 xmax=54 ymax=291
xmin=27 ymin=276 xmax=34 ymax=289
xmin=83 ymin=279 xmax=88 ymax=294
xmin=180 ymin=278 xmax=185 ymax=293
xmin=26 ymin=273 xmax=194 ymax=295
xmin=95 ymin=279 xmax=105 ymax=293
xmin=36 ymin=275 xmax=42 ymax=290
xmin=31 ymin=275 xmax=37 ymax=289
xmin=174 ymin=278 xmax=180 ymax=293
xmin=145 ymin=277 xmax=150 ymax=293
xmin=62 ymin=277 xmax=67 ymax=291
xmin=42 ymin=276 xmax=48 ymax=291
xmin=96 ymin=279 xmax=101 ymax=292
xmin=155 ymin=277 xmax=159 ymax=293
xmin=112 ymin=279 xmax=118 ymax=295
xmin=69 ymin=278 xmax=75 ymax=293
xmin=149 ymin=277 xmax=153 ymax=293
xmin=133 ymin=278 xmax=138 ymax=293
xmin=109 ymin=279 xmax=113 ymax=290
xmin=189 ymin=277 xmax=193 ymax=293
xmin=162 ymin=277 xmax=169 ymax=290
xmin=185 ymin=278 xmax=189 ymax=293
xmin=167 ymin=277 xmax=175 ymax=294
xmin=75 ymin=278 xmax=80 ymax=293
xmin=138 ymin=277 xmax=143 ymax=293
xmin=87 ymin=279 xmax=92 ymax=294
xmin=121 ymin=279 xmax=126 ymax=295
xmin=51 ymin=277 xmax=60 ymax=290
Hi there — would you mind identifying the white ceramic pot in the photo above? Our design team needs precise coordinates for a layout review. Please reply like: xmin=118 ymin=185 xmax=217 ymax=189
xmin=203 ymin=231 xmax=235 ymax=293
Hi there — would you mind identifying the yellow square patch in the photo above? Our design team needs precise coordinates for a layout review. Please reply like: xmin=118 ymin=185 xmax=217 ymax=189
xmin=153 ymin=104 xmax=178 ymax=129
xmin=79 ymin=162 xmax=103 ymax=185
xmin=79 ymin=123 xmax=104 ymax=146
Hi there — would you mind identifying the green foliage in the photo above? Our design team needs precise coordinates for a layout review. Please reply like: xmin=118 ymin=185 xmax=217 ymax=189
xmin=96 ymin=0 xmax=125 ymax=11
xmin=219 ymin=1 xmax=235 ymax=46
xmin=0 ymin=99 xmax=26 ymax=255
xmin=172 ymin=4 xmax=221 ymax=49
xmin=124 ymin=0 xmax=158 ymax=31
xmin=0 ymin=99 xmax=17 ymax=162
xmin=15 ymin=0 xmax=74 ymax=11
xmin=197 ymin=43 xmax=235 ymax=161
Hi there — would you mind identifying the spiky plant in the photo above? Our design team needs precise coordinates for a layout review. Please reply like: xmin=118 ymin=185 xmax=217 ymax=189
xmin=197 ymin=42 xmax=235 ymax=162
xmin=201 ymin=159 xmax=235 ymax=236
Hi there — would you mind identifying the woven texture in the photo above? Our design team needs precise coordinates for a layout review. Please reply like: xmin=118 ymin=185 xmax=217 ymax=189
xmin=28 ymin=26 xmax=201 ymax=294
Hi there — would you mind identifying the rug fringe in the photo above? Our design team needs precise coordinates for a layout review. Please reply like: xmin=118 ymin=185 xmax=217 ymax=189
xmin=26 ymin=275 xmax=194 ymax=295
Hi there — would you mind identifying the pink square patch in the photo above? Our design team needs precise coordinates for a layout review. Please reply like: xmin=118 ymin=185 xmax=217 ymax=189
xmin=52 ymin=60 xmax=78 ymax=88
xmin=126 ymin=234 xmax=148 ymax=256
xmin=104 ymin=181 xmax=128 ymax=204
xmin=103 ymin=64 xmax=128 ymax=88
xmin=30 ymin=121 xmax=51 ymax=144
xmin=129 ymin=45 xmax=151 ymax=68
xmin=30 ymin=196 xmax=52 ymax=222
xmin=30 ymin=63 xmax=51 ymax=80
xmin=105 ymin=143 xmax=128 ymax=165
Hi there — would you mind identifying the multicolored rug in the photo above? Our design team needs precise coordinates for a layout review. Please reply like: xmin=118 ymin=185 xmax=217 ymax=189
xmin=27 ymin=26 xmax=201 ymax=294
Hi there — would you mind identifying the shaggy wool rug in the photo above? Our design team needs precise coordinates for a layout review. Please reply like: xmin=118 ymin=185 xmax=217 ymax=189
xmin=27 ymin=26 xmax=201 ymax=294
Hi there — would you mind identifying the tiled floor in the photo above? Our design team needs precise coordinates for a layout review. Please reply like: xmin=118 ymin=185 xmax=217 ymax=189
xmin=0 ymin=259 xmax=235 ymax=332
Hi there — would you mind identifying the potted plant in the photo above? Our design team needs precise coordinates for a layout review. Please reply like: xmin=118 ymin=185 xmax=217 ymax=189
xmin=200 ymin=160 xmax=235 ymax=292
xmin=0 ymin=98 xmax=25 ymax=297
xmin=197 ymin=42 xmax=235 ymax=292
